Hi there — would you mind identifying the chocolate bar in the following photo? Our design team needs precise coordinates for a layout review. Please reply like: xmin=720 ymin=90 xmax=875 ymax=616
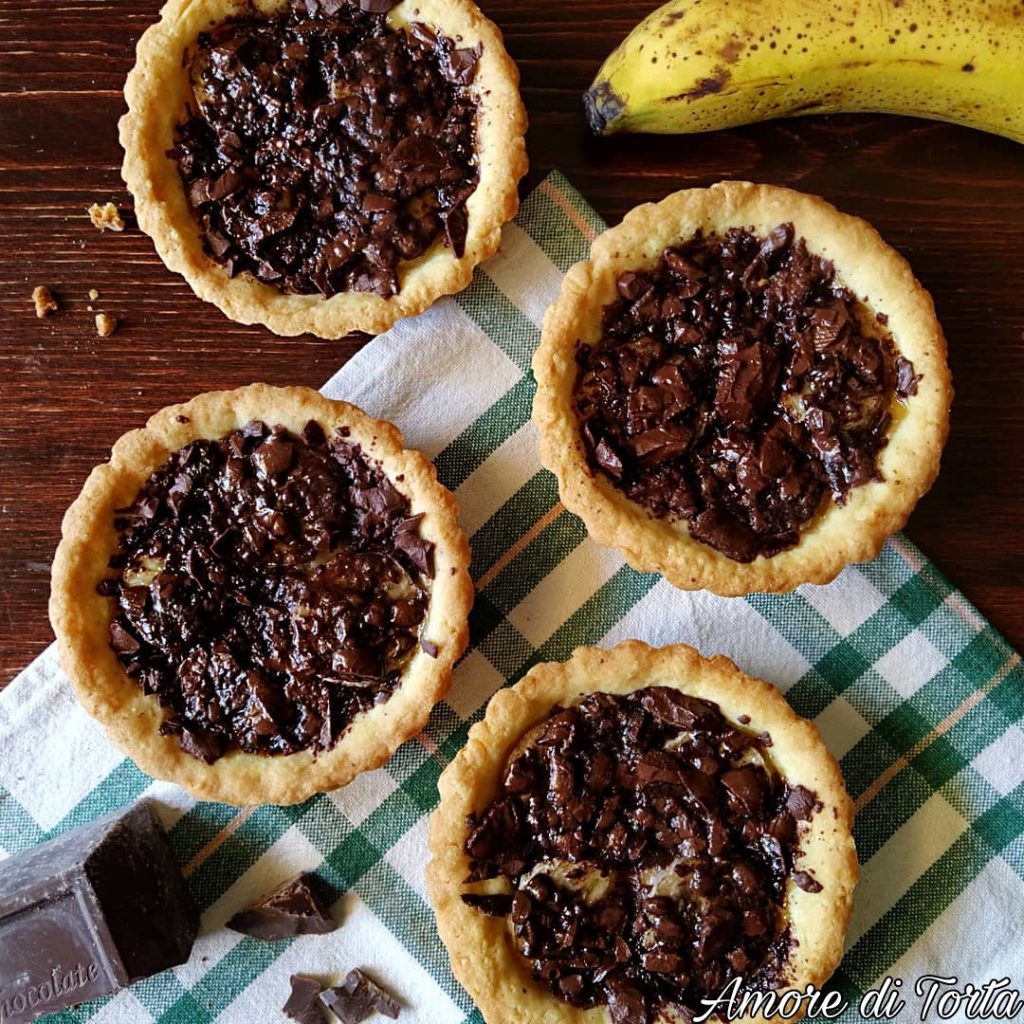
xmin=0 ymin=800 xmax=198 ymax=1024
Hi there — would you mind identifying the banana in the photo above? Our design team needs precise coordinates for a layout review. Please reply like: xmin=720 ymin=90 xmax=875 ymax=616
xmin=585 ymin=0 xmax=1024 ymax=143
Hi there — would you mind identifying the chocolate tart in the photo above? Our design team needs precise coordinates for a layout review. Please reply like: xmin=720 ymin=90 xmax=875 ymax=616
xmin=532 ymin=182 xmax=952 ymax=595
xmin=49 ymin=385 xmax=472 ymax=806
xmin=428 ymin=642 xmax=857 ymax=1024
xmin=119 ymin=0 xmax=527 ymax=338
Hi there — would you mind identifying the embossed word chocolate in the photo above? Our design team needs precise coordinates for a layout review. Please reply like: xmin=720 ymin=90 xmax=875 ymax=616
xmin=99 ymin=419 xmax=434 ymax=764
xmin=574 ymin=223 xmax=920 ymax=563
xmin=175 ymin=0 xmax=481 ymax=298
xmin=461 ymin=687 xmax=821 ymax=1023
xmin=0 ymin=802 xmax=197 ymax=1024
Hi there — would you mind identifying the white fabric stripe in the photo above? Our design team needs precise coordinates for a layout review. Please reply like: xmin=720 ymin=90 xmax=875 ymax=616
xmin=453 ymin=423 xmax=542 ymax=537
xmin=603 ymin=583 xmax=813 ymax=692
xmin=507 ymin=537 xmax=621 ymax=649
xmin=479 ymin=221 xmax=565 ymax=329
xmin=847 ymin=792 xmax=968 ymax=947
xmin=320 ymin=297 xmax=520 ymax=458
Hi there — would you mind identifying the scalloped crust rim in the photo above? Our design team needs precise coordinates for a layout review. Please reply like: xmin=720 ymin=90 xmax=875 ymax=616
xmin=49 ymin=384 xmax=474 ymax=806
xmin=531 ymin=181 xmax=952 ymax=596
xmin=119 ymin=0 xmax=528 ymax=337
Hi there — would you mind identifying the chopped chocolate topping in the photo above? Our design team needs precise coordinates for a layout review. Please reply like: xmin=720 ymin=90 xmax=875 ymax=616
xmin=100 ymin=419 xmax=434 ymax=762
xmin=323 ymin=969 xmax=401 ymax=1023
xmin=574 ymin=225 xmax=920 ymax=562
xmin=462 ymin=689 xmax=822 ymax=1022
xmin=284 ymin=974 xmax=328 ymax=1024
xmin=175 ymin=0 xmax=481 ymax=298
xmin=228 ymin=873 xmax=336 ymax=940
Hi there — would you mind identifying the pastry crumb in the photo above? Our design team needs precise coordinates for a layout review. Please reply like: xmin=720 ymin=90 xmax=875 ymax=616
xmin=88 ymin=202 xmax=125 ymax=232
xmin=88 ymin=288 xmax=100 ymax=300
xmin=33 ymin=285 xmax=58 ymax=318
xmin=95 ymin=313 xmax=118 ymax=337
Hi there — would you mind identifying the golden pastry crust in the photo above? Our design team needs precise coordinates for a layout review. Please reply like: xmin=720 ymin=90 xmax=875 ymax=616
xmin=427 ymin=641 xmax=858 ymax=1024
xmin=49 ymin=384 xmax=473 ymax=806
xmin=532 ymin=181 xmax=952 ymax=595
xmin=119 ymin=0 xmax=528 ymax=338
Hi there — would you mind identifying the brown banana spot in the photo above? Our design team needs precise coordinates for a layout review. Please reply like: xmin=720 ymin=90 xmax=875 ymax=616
xmin=669 ymin=69 xmax=731 ymax=102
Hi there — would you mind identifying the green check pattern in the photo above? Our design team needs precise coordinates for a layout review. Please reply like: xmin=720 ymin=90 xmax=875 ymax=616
xmin=2 ymin=173 xmax=1022 ymax=1022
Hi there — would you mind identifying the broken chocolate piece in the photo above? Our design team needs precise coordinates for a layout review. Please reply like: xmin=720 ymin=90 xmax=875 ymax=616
xmin=574 ymin=224 xmax=919 ymax=563
xmin=322 ymin=969 xmax=401 ymax=1024
xmin=228 ymin=873 xmax=335 ymax=941
xmin=0 ymin=801 xmax=198 ymax=1024
xmin=175 ymin=1 xmax=481 ymax=298
xmin=462 ymin=689 xmax=822 ymax=1022
xmin=284 ymin=974 xmax=327 ymax=1024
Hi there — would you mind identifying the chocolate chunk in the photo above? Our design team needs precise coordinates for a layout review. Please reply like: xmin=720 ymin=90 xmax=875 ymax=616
xmin=785 ymin=784 xmax=819 ymax=821
xmin=791 ymin=869 xmax=823 ymax=893
xmin=465 ymin=800 xmax=520 ymax=861
xmin=394 ymin=521 xmax=435 ymax=577
xmin=253 ymin=437 xmax=294 ymax=478
xmin=460 ymin=893 xmax=514 ymax=916
xmin=108 ymin=619 xmax=140 ymax=655
xmin=720 ymin=767 xmax=767 ymax=815
xmin=445 ymin=43 xmax=482 ymax=85
xmin=179 ymin=728 xmax=227 ymax=764
xmin=284 ymin=974 xmax=327 ymax=1024
xmin=461 ymin=689 xmax=816 ymax=1020
xmin=0 ymin=801 xmax=197 ymax=1024
xmin=228 ymin=873 xmax=335 ymax=941
xmin=323 ymin=969 xmax=400 ymax=1024
xmin=175 ymin=2 xmax=480 ymax=298
xmin=689 ymin=507 xmax=774 ymax=564
xmin=640 ymin=687 xmax=716 ymax=728
xmin=593 ymin=436 xmax=624 ymax=478
xmin=574 ymin=224 xmax=916 ymax=562
xmin=895 ymin=356 xmax=921 ymax=398
xmin=443 ymin=197 xmax=470 ymax=258
xmin=606 ymin=974 xmax=646 ymax=1024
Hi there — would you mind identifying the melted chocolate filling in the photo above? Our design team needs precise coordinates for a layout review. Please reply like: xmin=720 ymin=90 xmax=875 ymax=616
xmin=462 ymin=689 xmax=821 ymax=1023
xmin=175 ymin=0 xmax=481 ymax=299
xmin=99 ymin=419 xmax=434 ymax=763
xmin=574 ymin=224 xmax=921 ymax=563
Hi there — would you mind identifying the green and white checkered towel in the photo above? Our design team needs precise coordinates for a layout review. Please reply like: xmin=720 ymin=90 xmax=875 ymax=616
xmin=2 ymin=172 xmax=1023 ymax=1023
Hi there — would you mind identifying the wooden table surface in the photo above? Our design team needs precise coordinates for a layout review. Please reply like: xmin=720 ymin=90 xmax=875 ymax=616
xmin=1 ymin=0 xmax=1022 ymax=687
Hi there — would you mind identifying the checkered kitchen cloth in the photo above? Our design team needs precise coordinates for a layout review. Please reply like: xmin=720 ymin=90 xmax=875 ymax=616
xmin=2 ymin=173 xmax=1023 ymax=1024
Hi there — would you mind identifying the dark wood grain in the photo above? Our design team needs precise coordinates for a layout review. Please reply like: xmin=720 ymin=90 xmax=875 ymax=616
xmin=1 ymin=0 xmax=1022 ymax=686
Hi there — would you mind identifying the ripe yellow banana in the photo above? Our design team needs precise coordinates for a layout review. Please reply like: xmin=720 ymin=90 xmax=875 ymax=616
xmin=585 ymin=0 xmax=1024 ymax=142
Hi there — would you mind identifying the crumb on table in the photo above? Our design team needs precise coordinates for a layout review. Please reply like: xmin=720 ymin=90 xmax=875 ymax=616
xmin=32 ymin=285 xmax=58 ymax=318
xmin=88 ymin=288 xmax=100 ymax=300
xmin=95 ymin=313 xmax=117 ymax=337
xmin=88 ymin=202 xmax=125 ymax=232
